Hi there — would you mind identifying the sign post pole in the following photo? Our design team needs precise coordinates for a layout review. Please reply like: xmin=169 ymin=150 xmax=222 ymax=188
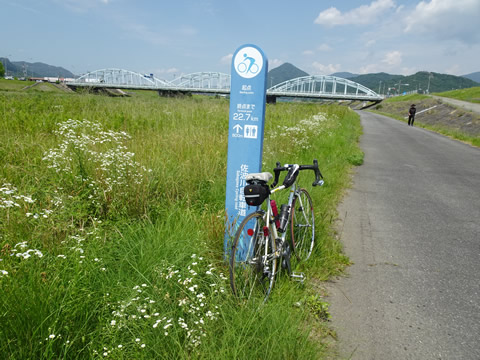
xmin=224 ymin=44 xmax=268 ymax=256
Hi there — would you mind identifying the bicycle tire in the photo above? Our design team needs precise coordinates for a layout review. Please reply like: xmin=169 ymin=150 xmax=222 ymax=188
xmin=229 ymin=211 xmax=277 ymax=302
xmin=290 ymin=188 xmax=315 ymax=264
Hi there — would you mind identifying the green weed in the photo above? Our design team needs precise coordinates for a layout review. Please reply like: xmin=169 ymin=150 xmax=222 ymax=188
xmin=0 ymin=90 xmax=361 ymax=359
xmin=434 ymin=86 xmax=480 ymax=104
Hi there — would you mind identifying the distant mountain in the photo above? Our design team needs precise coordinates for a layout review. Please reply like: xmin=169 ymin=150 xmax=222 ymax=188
xmin=0 ymin=58 xmax=17 ymax=76
xmin=349 ymin=72 xmax=404 ymax=93
xmin=267 ymin=63 xmax=309 ymax=87
xmin=350 ymin=71 xmax=479 ymax=94
xmin=462 ymin=72 xmax=480 ymax=83
xmin=330 ymin=72 xmax=358 ymax=79
xmin=265 ymin=64 xmax=478 ymax=93
xmin=0 ymin=58 xmax=74 ymax=78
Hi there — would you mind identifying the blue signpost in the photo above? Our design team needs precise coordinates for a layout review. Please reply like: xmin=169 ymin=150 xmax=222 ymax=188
xmin=224 ymin=44 xmax=268 ymax=255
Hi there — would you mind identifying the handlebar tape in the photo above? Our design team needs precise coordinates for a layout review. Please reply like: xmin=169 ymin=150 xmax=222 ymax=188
xmin=271 ymin=159 xmax=324 ymax=188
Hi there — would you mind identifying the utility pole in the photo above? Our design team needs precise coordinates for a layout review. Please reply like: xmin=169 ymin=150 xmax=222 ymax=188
xmin=427 ymin=73 xmax=433 ymax=94
xmin=6 ymin=55 xmax=11 ymax=77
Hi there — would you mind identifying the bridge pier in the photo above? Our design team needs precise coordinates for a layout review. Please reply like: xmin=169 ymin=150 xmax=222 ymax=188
xmin=157 ymin=90 xmax=192 ymax=98
xmin=266 ymin=95 xmax=277 ymax=104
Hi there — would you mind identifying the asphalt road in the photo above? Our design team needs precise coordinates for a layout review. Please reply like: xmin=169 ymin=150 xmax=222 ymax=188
xmin=327 ymin=111 xmax=480 ymax=359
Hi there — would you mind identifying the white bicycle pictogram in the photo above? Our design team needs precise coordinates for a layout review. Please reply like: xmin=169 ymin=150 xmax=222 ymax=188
xmin=237 ymin=53 xmax=259 ymax=75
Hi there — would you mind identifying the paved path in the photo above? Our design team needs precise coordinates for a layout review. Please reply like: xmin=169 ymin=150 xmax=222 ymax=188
xmin=327 ymin=111 xmax=480 ymax=359
xmin=431 ymin=95 xmax=480 ymax=115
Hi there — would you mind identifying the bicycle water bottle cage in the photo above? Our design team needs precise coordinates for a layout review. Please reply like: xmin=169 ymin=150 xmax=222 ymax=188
xmin=282 ymin=164 xmax=300 ymax=187
xmin=244 ymin=173 xmax=272 ymax=206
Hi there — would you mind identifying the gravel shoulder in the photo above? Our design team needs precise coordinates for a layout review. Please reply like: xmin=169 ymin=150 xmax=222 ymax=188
xmin=431 ymin=95 xmax=480 ymax=114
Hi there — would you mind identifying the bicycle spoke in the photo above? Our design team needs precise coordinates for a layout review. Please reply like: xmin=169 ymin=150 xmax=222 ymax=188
xmin=230 ymin=211 xmax=276 ymax=302
xmin=290 ymin=189 xmax=315 ymax=266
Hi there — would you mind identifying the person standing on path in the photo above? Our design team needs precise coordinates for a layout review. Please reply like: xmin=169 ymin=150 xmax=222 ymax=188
xmin=408 ymin=104 xmax=416 ymax=126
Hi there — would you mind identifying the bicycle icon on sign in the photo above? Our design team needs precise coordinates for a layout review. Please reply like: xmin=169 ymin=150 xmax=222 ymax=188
xmin=237 ymin=53 xmax=259 ymax=75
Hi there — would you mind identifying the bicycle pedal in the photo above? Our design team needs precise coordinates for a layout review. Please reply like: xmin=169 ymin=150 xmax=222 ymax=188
xmin=290 ymin=272 xmax=306 ymax=283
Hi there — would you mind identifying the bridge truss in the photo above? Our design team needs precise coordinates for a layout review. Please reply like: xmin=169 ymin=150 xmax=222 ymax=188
xmin=73 ymin=68 xmax=171 ymax=88
xmin=170 ymin=72 xmax=230 ymax=91
xmin=67 ymin=69 xmax=383 ymax=102
xmin=268 ymin=75 xmax=381 ymax=101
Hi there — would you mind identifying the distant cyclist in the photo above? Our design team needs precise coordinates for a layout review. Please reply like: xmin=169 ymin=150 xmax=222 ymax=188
xmin=408 ymin=104 xmax=416 ymax=126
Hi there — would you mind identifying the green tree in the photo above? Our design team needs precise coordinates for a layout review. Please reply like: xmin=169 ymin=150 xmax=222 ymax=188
xmin=0 ymin=61 xmax=5 ymax=77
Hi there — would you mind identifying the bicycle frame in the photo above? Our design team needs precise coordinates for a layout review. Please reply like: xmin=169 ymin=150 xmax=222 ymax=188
xmin=262 ymin=181 xmax=302 ymax=274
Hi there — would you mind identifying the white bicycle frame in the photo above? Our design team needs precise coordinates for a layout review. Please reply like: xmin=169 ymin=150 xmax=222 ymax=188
xmin=262 ymin=181 xmax=303 ymax=267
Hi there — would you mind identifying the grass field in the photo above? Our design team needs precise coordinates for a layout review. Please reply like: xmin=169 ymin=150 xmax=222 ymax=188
xmin=434 ymin=86 xmax=480 ymax=104
xmin=372 ymin=93 xmax=480 ymax=147
xmin=0 ymin=88 xmax=362 ymax=359
xmin=0 ymin=78 xmax=35 ymax=91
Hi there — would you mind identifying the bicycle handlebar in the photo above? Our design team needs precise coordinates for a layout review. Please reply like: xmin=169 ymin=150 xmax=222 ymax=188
xmin=271 ymin=159 xmax=324 ymax=188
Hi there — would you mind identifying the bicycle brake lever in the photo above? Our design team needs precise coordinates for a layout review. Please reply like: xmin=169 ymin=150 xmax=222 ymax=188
xmin=312 ymin=179 xmax=324 ymax=187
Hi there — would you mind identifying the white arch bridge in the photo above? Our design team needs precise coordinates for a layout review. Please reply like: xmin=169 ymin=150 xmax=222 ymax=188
xmin=67 ymin=68 xmax=383 ymax=103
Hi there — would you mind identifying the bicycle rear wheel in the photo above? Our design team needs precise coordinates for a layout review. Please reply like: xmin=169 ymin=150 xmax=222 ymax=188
xmin=290 ymin=188 xmax=315 ymax=264
xmin=229 ymin=211 xmax=277 ymax=302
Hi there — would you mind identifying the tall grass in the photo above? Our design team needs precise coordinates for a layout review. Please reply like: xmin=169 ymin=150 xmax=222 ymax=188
xmin=434 ymin=86 xmax=480 ymax=104
xmin=0 ymin=90 xmax=361 ymax=359
xmin=372 ymin=93 xmax=480 ymax=147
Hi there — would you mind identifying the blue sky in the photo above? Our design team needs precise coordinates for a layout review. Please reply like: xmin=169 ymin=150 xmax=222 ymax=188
xmin=2 ymin=0 xmax=479 ymax=78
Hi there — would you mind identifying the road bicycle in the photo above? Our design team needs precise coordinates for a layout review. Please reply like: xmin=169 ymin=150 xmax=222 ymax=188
xmin=229 ymin=159 xmax=324 ymax=302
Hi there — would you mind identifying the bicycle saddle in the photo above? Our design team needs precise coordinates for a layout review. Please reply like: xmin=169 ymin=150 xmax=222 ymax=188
xmin=246 ymin=172 xmax=273 ymax=183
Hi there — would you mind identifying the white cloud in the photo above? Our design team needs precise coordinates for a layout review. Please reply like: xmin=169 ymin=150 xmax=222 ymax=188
xmin=317 ymin=43 xmax=332 ymax=52
xmin=179 ymin=26 xmax=198 ymax=36
xmin=7 ymin=1 xmax=41 ymax=13
xmin=220 ymin=54 xmax=233 ymax=64
xmin=302 ymin=44 xmax=331 ymax=56
xmin=356 ymin=50 xmax=403 ymax=74
xmin=404 ymin=0 xmax=480 ymax=44
xmin=358 ymin=63 xmax=413 ymax=75
xmin=314 ymin=0 xmax=396 ymax=26
xmin=381 ymin=50 xmax=402 ymax=66
xmin=359 ymin=63 xmax=380 ymax=74
xmin=56 ymin=0 xmax=110 ymax=13
xmin=125 ymin=23 xmax=168 ymax=45
xmin=311 ymin=62 xmax=341 ymax=75
xmin=269 ymin=59 xmax=284 ymax=69
xmin=400 ymin=67 xmax=417 ymax=76
xmin=444 ymin=64 xmax=461 ymax=75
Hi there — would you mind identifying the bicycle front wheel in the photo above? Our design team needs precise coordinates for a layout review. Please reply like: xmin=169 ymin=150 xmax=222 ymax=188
xmin=290 ymin=188 xmax=315 ymax=263
xmin=229 ymin=211 xmax=277 ymax=302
